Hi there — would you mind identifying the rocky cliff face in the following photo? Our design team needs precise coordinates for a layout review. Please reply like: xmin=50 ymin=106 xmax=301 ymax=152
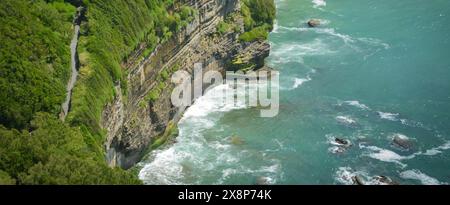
xmin=101 ymin=0 xmax=271 ymax=169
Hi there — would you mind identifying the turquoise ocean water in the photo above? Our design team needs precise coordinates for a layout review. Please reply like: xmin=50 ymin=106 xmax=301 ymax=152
xmin=139 ymin=0 xmax=450 ymax=185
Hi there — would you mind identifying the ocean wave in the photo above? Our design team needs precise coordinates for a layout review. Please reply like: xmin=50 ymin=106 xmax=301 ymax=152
xmin=182 ymin=84 xmax=248 ymax=118
xmin=139 ymin=81 xmax=283 ymax=185
xmin=400 ymin=170 xmax=444 ymax=185
xmin=138 ymin=148 xmax=188 ymax=185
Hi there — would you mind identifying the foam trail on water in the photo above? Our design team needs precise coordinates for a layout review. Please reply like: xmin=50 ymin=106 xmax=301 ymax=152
xmin=341 ymin=100 xmax=371 ymax=110
xmin=378 ymin=111 xmax=400 ymax=121
xmin=336 ymin=116 xmax=358 ymax=126
xmin=400 ymin=170 xmax=444 ymax=185
xmin=274 ymin=26 xmax=390 ymax=54
xmin=269 ymin=38 xmax=335 ymax=64
xmin=377 ymin=111 xmax=428 ymax=130
xmin=416 ymin=141 xmax=450 ymax=156
xmin=359 ymin=144 xmax=415 ymax=167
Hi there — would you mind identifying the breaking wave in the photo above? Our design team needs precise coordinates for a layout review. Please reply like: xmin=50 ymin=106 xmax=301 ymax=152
xmin=139 ymin=82 xmax=282 ymax=185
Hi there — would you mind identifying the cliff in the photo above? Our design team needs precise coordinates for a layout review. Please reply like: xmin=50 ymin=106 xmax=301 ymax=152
xmin=0 ymin=0 xmax=275 ymax=184
xmin=102 ymin=0 xmax=272 ymax=169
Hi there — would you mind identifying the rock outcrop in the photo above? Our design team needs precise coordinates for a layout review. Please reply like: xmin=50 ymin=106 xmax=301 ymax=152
xmin=101 ymin=0 xmax=272 ymax=169
xmin=308 ymin=19 xmax=321 ymax=27
xmin=392 ymin=134 xmax=412 ymax=150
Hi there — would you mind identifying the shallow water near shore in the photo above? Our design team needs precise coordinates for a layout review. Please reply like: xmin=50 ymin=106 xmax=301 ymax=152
xmin=139 ymin=0 xmax=450 ymax=185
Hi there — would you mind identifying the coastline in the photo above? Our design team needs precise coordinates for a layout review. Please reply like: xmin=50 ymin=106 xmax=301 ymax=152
xmin=102 ymin=0 xmax=277 ymax=170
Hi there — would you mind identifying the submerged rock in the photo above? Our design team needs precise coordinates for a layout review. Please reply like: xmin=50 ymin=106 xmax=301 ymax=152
xmin=230 ymin=135 xmax=245 ymax=145
xmin=392 ymin=134 xmax=412 ymax=150
xmin=255 ymin=176 xmax=271 ymax=185
xmin=328 ymin=137 xmax=352 ymax=154
xmin=372 ymin=175 xmax=399 ymax=185
xmin=352 ymin=175 xmax=365 ymax=185
xmin=307 ymin=19 xmax=321 ymax=27
xmin=335 ymin=137 xmax=351 ymax=147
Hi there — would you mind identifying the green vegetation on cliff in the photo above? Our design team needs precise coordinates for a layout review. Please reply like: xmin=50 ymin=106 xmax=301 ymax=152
xmin=0 ymin=0 xmax=74 ymax=129
xmin=240 ymin=0 xmax=276 ymax=42
xmin=0 ymin=0 xmax=275 ymax=184
xmin=68 ymin=0 xmax=196 ymax=150
xmin=0 ymin=113 xmax=140 ymax=185
xmin=0 ymin=0 xmax=197 ymax=185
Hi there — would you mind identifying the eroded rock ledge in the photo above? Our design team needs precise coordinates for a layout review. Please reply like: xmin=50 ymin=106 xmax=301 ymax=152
xmin=101 ymin=0 xmax=272 ymax=169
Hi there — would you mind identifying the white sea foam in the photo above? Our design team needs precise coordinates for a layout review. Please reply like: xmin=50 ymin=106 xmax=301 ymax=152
xmin=358 ymin=37 xmax=391 ymax=50
xmin=312 ymin=0 xmax=326 ymax=8
xmin=377 ymin=111 xmax=400 ymax=121
xmin=138 ymin=148 xmax=186 ymax=185
xmin=360 ymin=144 xmax=414 ymax=167
xmin=270 ymin=38 xmax=335 ymax=63
xmin=335 ymin=167 xmax=395 ymax=185
xmin=140 ymin=81 xmax=282 ymax=184
xmin=272 ymin=20 xmax=280 ymax=33
xmin=335 ymin=167 xmax=357 ymax=185
xmin=390 ymin=133 xmax=410 ymax=141
xmin=400 ymin=170 xmax=443 ymax=185
xmin=316 ymin=28 xmax=355 ymax=43
xmin=274 ymin=26 xmax=390 ymax=57
xmin=329 ymin=146 xmax=346 ymax=154
xmin=182 ymin=84 xmax=248 ymax=118
xmin=358 ymin=139 xmax=450 ymax=169
xmin=291 ymin=77 xmax=311 ymax=90
xmin=277 ymin=26 xmax=355 ymax=44
xmin=377 ymin=111 xmax=427 ymax=129
xmin=336 ymin=116 xmax=357 ymax=126
xmin=420 ymin=141 xmax=450 ymax=156
xmin=342 ymin=100 xmax=371 ymax=110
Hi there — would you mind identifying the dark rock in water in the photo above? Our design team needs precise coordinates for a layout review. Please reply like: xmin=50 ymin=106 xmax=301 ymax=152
xmin=352 ymin=175 xmax=365 ymax=185
xmin=230 ymin=135 xmax=245 ymax=145
xmin=307 ymin=19 xmax=321 ymax=27
xmin=392 ymin=134 xmax=412 ymax=150
xmin=329 ymin=138 xmax=352 ymax=154
xmin=256 ymin=176 xmax=270 ymax=185
xmin=335 ymin=137 xmax=349 ymax=146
